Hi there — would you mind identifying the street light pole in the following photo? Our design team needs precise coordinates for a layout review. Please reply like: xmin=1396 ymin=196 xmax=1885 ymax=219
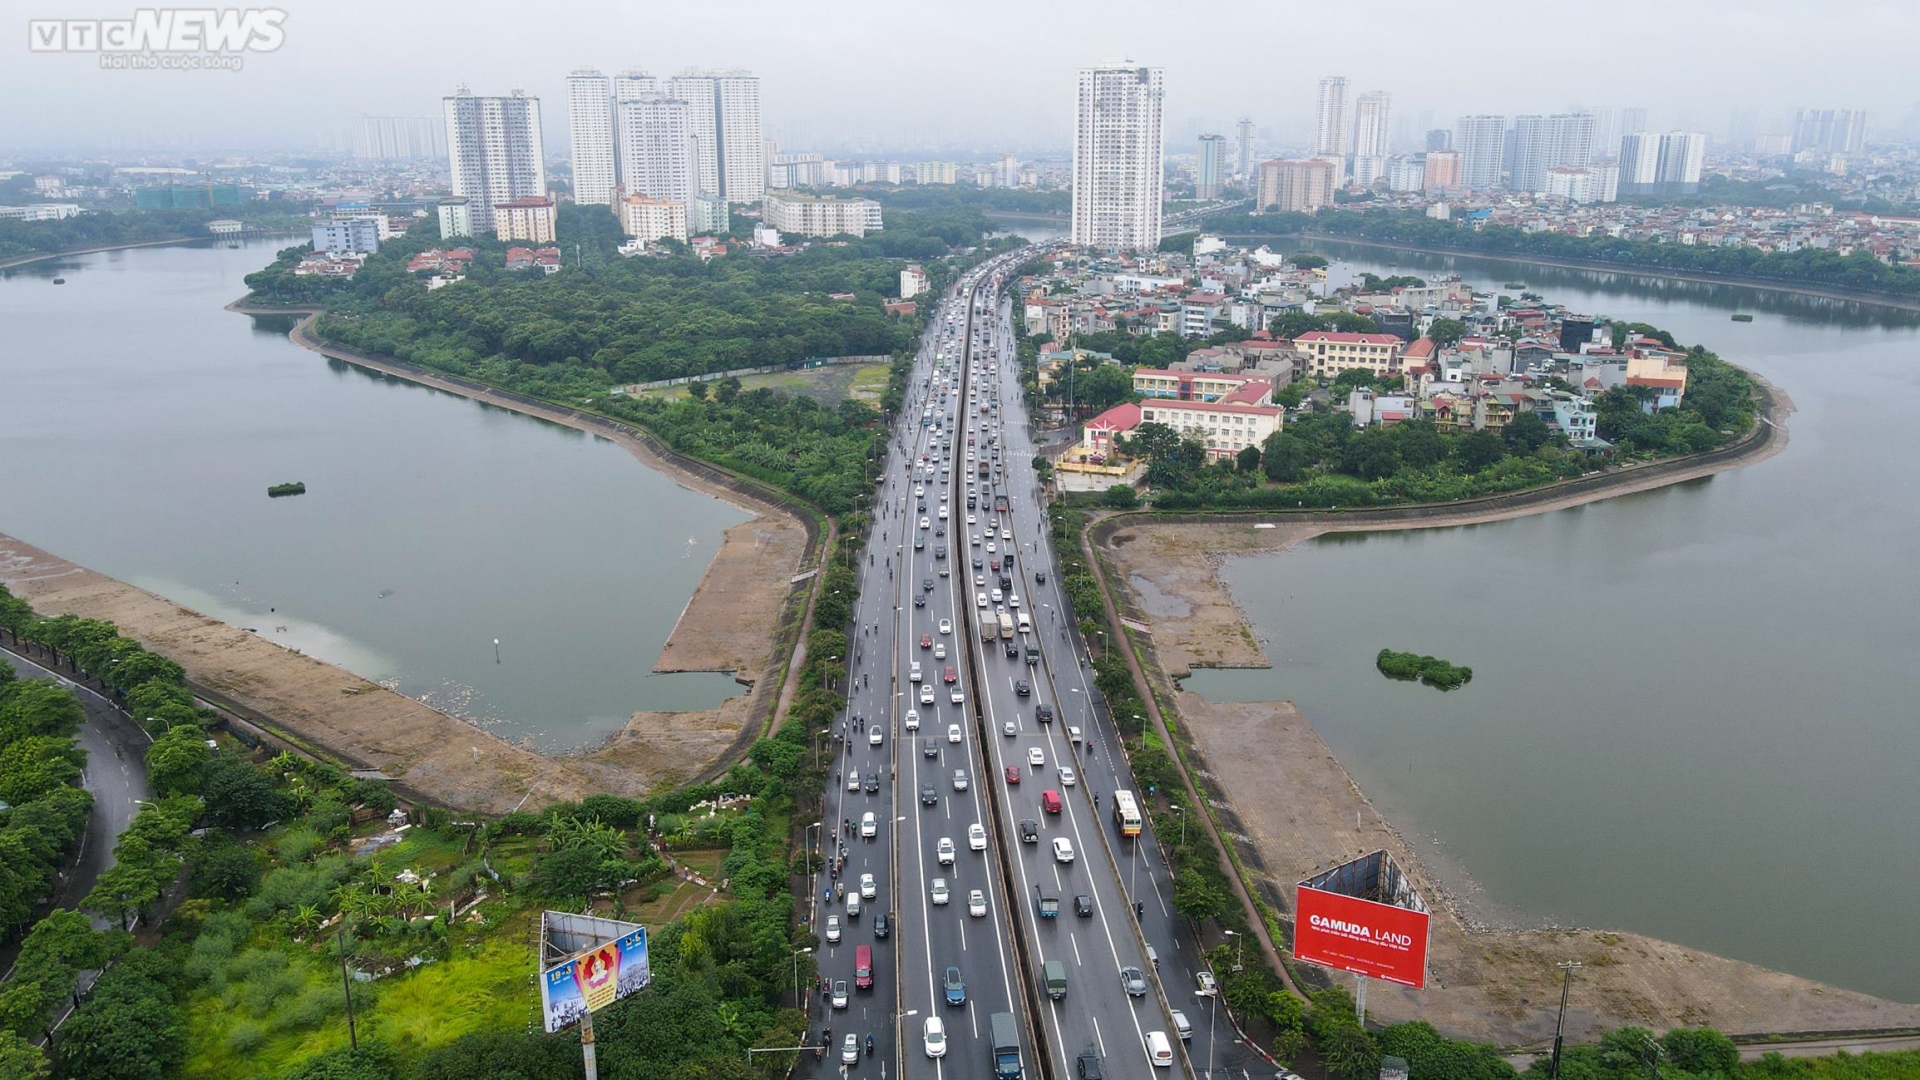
xmin=804 ymin=822 xmax=823 ymax=889
xmin=1224 ymin=929 xmax=1243 ymax=972
xmin=1171 ymin=804 xmax=1187 ymax=847
xmin=792 ymin=947 xmax=812 ymax=1008
xmin=1205 ymin=989 xmax=1217 ymax=1080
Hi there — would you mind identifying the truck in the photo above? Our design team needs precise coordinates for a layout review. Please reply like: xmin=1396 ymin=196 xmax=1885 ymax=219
xmin=980 ymin=617 xmax=998 ymax=643
xmin=1037 ymin=891 xmax=1059 ymax=918
xmin=998 ymin=611 xmax=1015 ymax=640
xmin=978 ymin=460 xmax=990 ymax=478
xmin=991 ymin=1012 xmax=1023 ymax=1080
xmin=1043 ymin=959 xmax=1067 ymax=1000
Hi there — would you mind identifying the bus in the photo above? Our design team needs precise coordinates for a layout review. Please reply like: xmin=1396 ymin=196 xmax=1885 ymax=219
xmin=1111 ymin=790 xmax=1142 ymax=837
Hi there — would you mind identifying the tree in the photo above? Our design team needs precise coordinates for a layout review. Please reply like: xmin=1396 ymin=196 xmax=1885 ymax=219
xmin=1341 ymin=427 xmax=1401 ymax=480
xmin=1268 ymin=311 xmax=1330 ymax=340
xmin=414 ymin=1031 xmax=585 ymax=1080
xmin=143 ymin=724 xmax=211 ymax=798
xmin=1326 ymin=312 xmax=1383 ymax=334
xmin=0 ymin=1032 xmax=47 ymax=1080
xmin=686 ymin=379 xmax=710 ymax=401
xmin=1455 ymin=429 xmax=1507 ymax=471
xmin=1503 ymin=410 xmax=1553 ymax=454
xmin=1392 ymin=421 xmax=1446 ymax=470
xmin=1261 ymin=432 xmax=1313 ymax=483
xmin=712 ymin=375 xmax=742 ymax=404
xmin=1075 ymin=363 xmax=1136 ymax=414
xmin=0 ymin=680 xmax=85 ymax=743
xmin=1102 ymin=484 xmax=1139 ymax=510
xmin=190 ymin=835 xmax=262 ymax=901
xmin=1426 ymin=317 xmax=1468 ymax=348
xmin=0 ymin=736 xmax=83 ymax=806
xmin=1235 ymin=445 xmax=1261 ymax=473
xmin=1287 ymin=253 xmax=1329 ymax=270
xmin=201 ymin=758 xmax=290 ymax=830
xmin=52 ymin=953 xmax=185 ymax=1080
xmin=1320 ymin=1024 xmax=1382 ymax=1080
xmin=532 ymin=843 xmax=616 ymax=901
xmin=277 ymin=1043 xmax=402 ymax=1080
xmin=1170 ymin=871 xmax=1228 ymax=922
xmin=1660 ymin=1027 xmax=1738 ymax=1076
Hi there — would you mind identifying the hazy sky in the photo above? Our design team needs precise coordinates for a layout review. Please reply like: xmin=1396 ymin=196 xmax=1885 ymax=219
xmin=6 ymin=0 xmax=1919 ymax=156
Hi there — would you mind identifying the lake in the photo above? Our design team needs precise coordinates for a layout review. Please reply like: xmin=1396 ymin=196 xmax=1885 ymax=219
xmin=1185 ymin=242 xmax=1920 ymax=1002
xmin=0 ymin=240 xmax=744 ymax=751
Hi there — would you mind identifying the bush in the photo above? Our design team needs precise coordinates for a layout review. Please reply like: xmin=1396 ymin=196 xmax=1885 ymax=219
xmin=1376 ymin=648 xmax=1473 ymax=690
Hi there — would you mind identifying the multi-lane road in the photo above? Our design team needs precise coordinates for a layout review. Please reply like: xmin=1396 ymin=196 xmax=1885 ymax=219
xmin=806 ymin=252 xmax=1266 ymax=1080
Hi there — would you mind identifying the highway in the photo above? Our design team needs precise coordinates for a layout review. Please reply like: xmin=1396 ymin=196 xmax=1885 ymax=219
xmin=806 ymin=250 xmax=1268 ymax=1080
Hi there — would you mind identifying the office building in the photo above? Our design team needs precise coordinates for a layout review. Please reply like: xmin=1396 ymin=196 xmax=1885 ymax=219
xmin=494 ymin=197 xmax=557 ymax=243
xmin=436 ymin=197 xmax=473 ymax=239
xmin=1236 ymin=117 xmax=1255 ymax=176
xmin=666 ymin=69 xmax=764 ymax=203
xmin=620 ymin=195 xmax=688 ymax=245
xmin=1351 ymin=91 xmax=1390 ymax=186
xmin=762 ymin=191 xmax=883 ymax=237
xmin=1455 ymin=115 xmax=1508 ymax=189
xmin=312 ymin=217 xmax=380 ymax=254
xmin=1257 ymin=159 xmax=1335 ymax=212
xmin=1195 ymin=133 xmax=1227 ymax=200
xmin=1425 ymin=128 xmax=1451 ymax=152
xmin=1423 ymin=149 xmax=1462 ymax=191
xmin=1070 ymin=61 xmax=1165 ymax=249
xmin=1619 ymin=131 xmax=1704 ymax=195
xmin=354 ymin=116 xmax=445 ymax=160
xmin=1792 ymin=108 xmax=1868 ymax=156
xmin=443 ymin=86 xmax=546 ymax=236
xmin=566 ymin=69 xmax=617 ymax=206
xmin=1510 ymin=113 xmax=1595 ymax=193
xmin=616 ymin=94 xmax=699 ymax=206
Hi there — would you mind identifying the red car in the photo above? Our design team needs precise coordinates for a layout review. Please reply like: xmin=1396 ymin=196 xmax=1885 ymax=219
xmin=1005 ymin=766 xmax=1021 ymax=785
xmin=920 ymin=633 xmax=933 ymax=649
xmin=943 ymin=665 xmax=957 ymax=684
xmin=1041 ymin=790 xmax=1062 ymax=814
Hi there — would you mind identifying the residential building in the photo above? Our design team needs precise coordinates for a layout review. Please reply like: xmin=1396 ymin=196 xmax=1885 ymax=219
xmin=1510 ymin=113 xmax=1595 ymax=193
xmin=1257 ymin=159 xmax=1334 ymax=212
xmin=613 ymin=70 xmax=657 ymax=103
xmin=1071 ymin=61 xmax=1165 ymax=250
xmin=505 ymin=246 xmax=561 ymax=274
xmin=1423 ymin=149 xmax=1462 ymax=190
xmin=1455 ymin=115 xmax=1507 ymax=190
xmin=354 ymin=116 xmax=445 ymax=160
xmin=1625 ymin=351 xmax=1688 ymax=409
xmin=1545 ymin=162 xmax=1618 ymax=203
xmin=1425 ymin=128 xmax=1452 ymax=151
xmin=1388 ymin=156 xmax=1425 ymax=193
xmin=1235 ymin=117 xmax=1255 ymax=176
xmin=1181 ymin=292 xmax=1227 ymax=337
xmin=1352 ymin=91 xmax=1390 ymax=187
xmin=1195 ymin=133 xmax=1227 ymax=200
xmin=900 ymin=265 xmax=929 ymax=299
xmin=566 ymin=69 xmax=617 ymax=206
xmin=1137 ymin=398 xmax=1284 ymax=459
xmin=0 ymin=203 xmax=82 ymax=221
xmin=691 ymin=193 xmax=728 ymax=235
xmin=667 ymin=69 xmax=764 ymax=203
xmin=444 ymin=86 xmax=546 ymax=235
xmin=436 ymin=197 xmax=473 ymax=238
xmin=493 ymin=196 xmax=557 ymax=242
xmin=1792 ymin=108 xmax=1868 ymax=156
xmin=1619 ymin=131 xmax=1705 ymax=195
xmin=312 ymin=217 xmax=380 ymax=254
xmin=1550 ymin=395 xmax=1598 ymax=441
xmin=619 ymin=195 xmax=689 ymax=245
xmin=1293 ymin=330 xmax=1404 ymax=378
xmin=762 ymin=191 xmax=883 ymax=237
xmin=1314 ymin=76 xmax=1350 ymax=159
xmin=913 ymin=161 xmax=958 ymax=184
xmin=617 ymin=94 xmax=698 ymax=206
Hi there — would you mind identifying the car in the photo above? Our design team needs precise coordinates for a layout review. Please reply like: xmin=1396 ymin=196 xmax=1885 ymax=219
xmin=938 ymin=506 xmax=948 ymax=520
xmin=914 ymin=593 xmax=926 ymax=607
xmin=921 ymin=684 xmax=935 ymax=705
xmin=923 ymin=577 xmax=934 ymax=592
xmin=938 ymin=619 xmax=952 ymax=635
xmin=921 ymin=783 xmax=938 ymax=806
xmin=1059 ymin=767 xmax=1077 ymax=787
xmin=843 ymin=1033 xmax=860 ymax=1065
xmin=920 ymin=633 xmax=933 ymax=650
xmin=1053 ymin=837 xmax=1076 ymax=863
xmin=909 ymin=661 xmax=923 ymax=683
xmin=1077 ymin=1049 xmax=1105 ymax=1080
xmin=1005 ymin=765 xmax=1021 ymax=784
xmin=869 ymin=726 xmax=883 ymax=747
xmin=826 ymin=915 xmax=842 ymax=942
xmin=986 ymin=541 xmax=996 ymax=554
xmin=1005 ymin=638 xmax=1021 ymax=658
xmin=1041 ymin=789 xmax=1062 ymax=814
xmin=972 ymin=557 xmax=984 ymax=570
xmin=937 ymin=837 xmax=956 ymax=864
xmin=904 ymin=709 xmax=920 ymax=730
xmin=1036 ymin=570 xmax=1047 ymax=584
xmin=832 ymin=979 xmax=849 ymax=1009
xmin=974 ymin=573 xmax=986 ymax=586
xmin=847 ymin=770 xmax=860 ymax=791
xmin=1028 ymin=746 xmax=1045 ymax=769
xmin=990 ymin=588 xmax=1003 ymax=603
xmin=1121 ymin=966 xmax=1148 ymax=997
xmin=943 ymin=965 xmax=966 ymax=1006
xmin=1001 ymin=529 xmax=1012 ymax=541
xmin=1171 ymin=1010 xmax=1192 ymax=1042
xmin=977 ymin=592 xmax=989 ymax=608
xmin=860 ymin=812 xmax=877 ymax=838
xmin=874 ymin=912 xmax=890 ymax=939
xmin=947 ymin=723 xmax=962 ymax=743
xmin=968 ymin=822 xmax=987 ymax=850
xmin=1014 ymin=678 xmax=1030 ymax=697
xmin=930 ymin=878 xmax=950 ymax=905
xmin=924 ymin=1016 xmax=947 ymax=1059
xmin=864 ymin=774 xmax=880 ymax=794
xmin=953 ymin=770 xmax=969 ymax=791
xmin=968 ymin=888 xmax=988 ymax=917
xmin=970 ymin=532 xmax=981 ymax=547
xmin=922 ymin=737 xmax=938 ymax=757
xmin=860 ymin=872 xmax=877 ymax=900
xmin=919 ymin=517 xmax=930 ymax=530
xmin=966 ymin=514 xmax=977 ymax=525
xmin=1035 ymin=703 xmax=1054 ymax=723
xmin=950 ymin=686 xmax=964 ymax=704
xmin=935 ymin=525 xmax=945 ymax=537
xmin=1009 ymin=594 xmax=1021 ymax=608
xmin=914 ymin=485 xmax=925 ymax=498
xmin=1075 ymin=894 xmax=1093 ymax=918
xmin=943 ymin=664 xmax=957 ymax=684
xmin=1196 ymin=971 xmax=1218 ymax=996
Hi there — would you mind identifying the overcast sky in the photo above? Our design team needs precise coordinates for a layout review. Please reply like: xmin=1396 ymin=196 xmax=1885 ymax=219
xmin=7 ymin=0 xmax=1919 ymax=157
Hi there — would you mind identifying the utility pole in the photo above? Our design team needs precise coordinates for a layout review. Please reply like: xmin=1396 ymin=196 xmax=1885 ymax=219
xmin=1548 ymin=961 xmax=1581 ymax=1079
xmin=336 ymin=923 xmax=358 ymax=1052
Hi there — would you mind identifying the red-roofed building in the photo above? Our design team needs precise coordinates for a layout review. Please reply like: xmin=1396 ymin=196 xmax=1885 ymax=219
xmin=1082 ymin=402 xmax=1142 ymax=459
xmin=1293 ymin=330 xmax=1405 ymax=378
xmin=1137 ymin=398 xmax=1284 ymax=459
xmin=1132 ymin=368 xmax=1271 ymax=404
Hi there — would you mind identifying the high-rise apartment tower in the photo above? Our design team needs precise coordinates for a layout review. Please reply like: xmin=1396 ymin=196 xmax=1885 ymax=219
xmin=1070 ymin=61 xmax=1165 ymax=249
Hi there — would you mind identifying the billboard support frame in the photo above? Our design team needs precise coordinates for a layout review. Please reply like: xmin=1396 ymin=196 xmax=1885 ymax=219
xmin=1293 ymin=849 xmax=1431 ymax=991
xmin=538 ymin=910 xmax=651 ymax=1080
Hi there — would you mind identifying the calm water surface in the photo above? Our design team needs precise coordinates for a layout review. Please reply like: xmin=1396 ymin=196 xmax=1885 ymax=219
xmin=1186 ymin=243 xmax=1920 ymax=1001
xmin=1 ymin=240 xmax=743 ymax=751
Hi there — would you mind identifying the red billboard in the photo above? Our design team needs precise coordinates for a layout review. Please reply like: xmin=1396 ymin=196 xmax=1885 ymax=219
xmin=1293 ymin=885 xmax=1430 ymax=988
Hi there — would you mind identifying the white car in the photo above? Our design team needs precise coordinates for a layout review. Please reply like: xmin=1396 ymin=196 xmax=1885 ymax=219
xmin=1053 ymin=837 xmax=1076 ymax=863
xmin=968 ymin=823 xmax=987 ymax=851
xmin=920 ymin=517 xmax=930 ymax=530
xmin=909 ymin=662 xmax=922 ymax=683
xmin=1196 ymin=970 xmax=1218 ymax=996
xmin=934 ymin=642 xmax=947 ymax=659
xmin=1001 ymin=529 xmax=1012 ymax=541
xmin=847 ymin=770 xmax=860 ymax=791
xmin=948 ymin=723 xmax=963 ymax=743
xmin=915 ymin=485 xmax=925 ymax=498
xmin=931 ymin=878 xmax=950 ymax=905
xmin=1028 ymin=746 xmax=1045 ymax=769
xmin=904 ymin=710 xmax=920 ymax=731
xmin=1008 ymin=594 xmax=1021 ymax=609
xmin=950 ymin=686 xmax=964 ymax=705
xmin=967 ymin=514 xmax=977 ymax=524
xmin=921 ymin=684 xmax=936 ymax=705
xmin=971 ymin=534 xmax=981 ymax=547
xmin=860 ymin=872 xmax=877 ymax=900
xmin=967 ymin=889 xmax=988 ymax=917
xmin=832 ymin=980 xmax=849 ymax=1010
xmin=937 ymin=837 xmax=956 ymax=865
xmin=977 ymin=592 xmax=989 ymax=608
xmin=924 ymin=1016 xmax=947 ymax=1059
xmin=861 ymin=812 xmax=877 ymax=838
xmin=1002 ymin=720 xmax=1016 ymax=737
xmin=938 ymin=506 xmax=949 ymax=520
xmin=825 ymin=915 xmax=842 ymax=943
xmin=869 ymin=727 xmax=883 ymax=746
xmin=990 ymin=588 xmax=1003 ymax=603
xmin=938 ymin=619 xmax=952 ymax=635
xmin=986 ymin=541 xmax=996 ymax=554
xmin=1059 ymin=766 xmax=1077 ymax=787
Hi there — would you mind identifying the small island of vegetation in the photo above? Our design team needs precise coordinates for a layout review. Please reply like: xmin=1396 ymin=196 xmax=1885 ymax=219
xmin=266 ymin=481 xmax=306 ymax=497
xmin=1376 ymin=648 xmax=1474 ymax=690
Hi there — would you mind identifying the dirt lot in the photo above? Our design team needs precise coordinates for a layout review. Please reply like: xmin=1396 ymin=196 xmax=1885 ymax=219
xmin=645 ymin=363 xmax=891 ymax=409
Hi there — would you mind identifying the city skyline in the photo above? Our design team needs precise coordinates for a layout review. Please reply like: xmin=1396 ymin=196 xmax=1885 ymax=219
xmin=6 ymin=0 xmax=1920 ymax=155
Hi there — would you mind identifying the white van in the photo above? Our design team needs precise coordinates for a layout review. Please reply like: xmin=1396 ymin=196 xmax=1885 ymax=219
xmin=1145 ymin=1030 xmax=1173 ymax=1068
